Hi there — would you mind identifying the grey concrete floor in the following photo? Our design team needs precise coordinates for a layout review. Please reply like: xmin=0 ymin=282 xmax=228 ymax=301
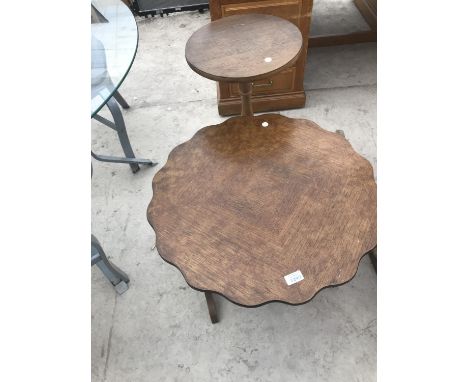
xmin=92 ymin=6 xmax=376 ymax=382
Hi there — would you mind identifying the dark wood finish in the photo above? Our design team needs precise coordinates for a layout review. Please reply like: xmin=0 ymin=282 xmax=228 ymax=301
xmin=148 ymin=114 xmax=377 ymax=307
xmin=186 ymin=13 xmax=303 ymax=117
xmin=209 ymin=0 xmax=313 ymax=116
xmin=121 ymin=0 xmax=133 ymax=8
xmin=336 ymin=128 xmax=377 ymax=275
xmin=215 ymin=90 xmax=305 ymax=116
xmin=308 ymin=30 xmax=376 ymax=47
xmin=354 ymin=0 xmax=377 ymax=30
xmin=204 ymin=292 xmax=219 ymax=323
xmin=186 ymin=14 xmax=302 ymax=83
xmin=308 ymin=0 xmax=377 ymax=47
xmin=230 ymin=67 xmax=296 ymax=95
xmin=238 ymin=82 xmax=254 ymax=116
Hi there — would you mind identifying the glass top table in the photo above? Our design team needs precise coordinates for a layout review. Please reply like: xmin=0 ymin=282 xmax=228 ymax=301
xmin=91 ymin=0 xmax=138 ymax=117
xmin=91 ymin=0 xmax=154 ymax=172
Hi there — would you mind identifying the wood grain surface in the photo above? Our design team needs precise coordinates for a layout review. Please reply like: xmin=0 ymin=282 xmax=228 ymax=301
xmin=209 ymin=0 xmax=312 ymax=115
xmin=185 ymin=14 xmax=303 ymax=83
xmin=147 ymin=114 xmax=376 ymax=307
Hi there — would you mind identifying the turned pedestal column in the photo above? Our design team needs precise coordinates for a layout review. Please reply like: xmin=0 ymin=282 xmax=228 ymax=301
xmin=185 ymin=14 xmax=303 ymax=117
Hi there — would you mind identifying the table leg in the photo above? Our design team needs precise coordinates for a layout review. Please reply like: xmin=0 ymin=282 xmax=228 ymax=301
xmin=91 ymin=151 xmax=155 ymax=167
xmin=91 ymin=235 xmax=130 ymax=294
xmin=92 ymin=96 xmax=156 ymax=173
xmin=369 ymin=247 xmax=377 ymax=273
xmin=239 ymin=82 xmax=253 ymax=117
xmin=204 ymin=292 xmax=219 ymax=324
xmin=113 ymin=90 xmax=130 ymax=109
xmin=106 ymin=96 xmax=141 ymax=173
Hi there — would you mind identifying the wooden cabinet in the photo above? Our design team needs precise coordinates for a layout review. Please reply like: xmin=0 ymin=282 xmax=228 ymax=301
xmin=209 ymin=0 xmax=313 ymax=116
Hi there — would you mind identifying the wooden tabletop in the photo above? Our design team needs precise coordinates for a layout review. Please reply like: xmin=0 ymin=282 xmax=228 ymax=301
xmin=147 ymin=114 xmax=376 ymax=307
xmin=185 ymin=14 xmax=303 ymax=83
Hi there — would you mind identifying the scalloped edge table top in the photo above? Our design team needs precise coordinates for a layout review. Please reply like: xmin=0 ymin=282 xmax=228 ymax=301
xmin=147 ymin=114 xmax=376 ymax=307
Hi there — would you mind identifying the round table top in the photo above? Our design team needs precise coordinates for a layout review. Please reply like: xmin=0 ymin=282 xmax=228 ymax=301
xmin=185 ymin=14 xmax=303 ymax=83
xmin=91 ymin=0 xmax=138 ymax=117
xmin=147 ymin=114 xmax=376 ymax=307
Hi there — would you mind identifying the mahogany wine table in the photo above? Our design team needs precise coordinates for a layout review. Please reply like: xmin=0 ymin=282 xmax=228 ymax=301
xmin=147 ymin=114 xmax=377 ymax=323
xmin=185 ymin=13 xmax=303 ymax=117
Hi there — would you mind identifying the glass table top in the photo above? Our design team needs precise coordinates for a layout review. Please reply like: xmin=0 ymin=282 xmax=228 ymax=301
xmin=91 ymin=0 xmax=138 ymax=117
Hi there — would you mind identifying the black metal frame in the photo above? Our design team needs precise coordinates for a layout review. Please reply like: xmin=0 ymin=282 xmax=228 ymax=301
xmin=91 ymin=235 xmax=130 ymax=294
xmin=92 ymin=91 xmax=156 ymax=173
xmin=131 ymin=0 xmax=209 ymax=17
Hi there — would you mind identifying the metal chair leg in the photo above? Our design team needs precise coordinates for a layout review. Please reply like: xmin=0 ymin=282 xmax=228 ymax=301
xmin=204 ymin=292 xmax=218 ymax=324
xmin=91 ymin=235 xmax=129 ymax=294
xmin=92 ymin=95 xmax=156 ymax=173
xmin=106 ymin=97 xmax=141 ymax=173
xmin=113 ymin=90 xmax=130 ymax=109
xmin=91 ymin=150 xmax=154 ymax=167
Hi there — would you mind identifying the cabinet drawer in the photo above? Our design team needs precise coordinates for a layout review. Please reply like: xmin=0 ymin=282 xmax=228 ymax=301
xmin=221 ymin=0 xmax=302 ymax=27
xmin=229 ymin=67 xmax=296 ymax=96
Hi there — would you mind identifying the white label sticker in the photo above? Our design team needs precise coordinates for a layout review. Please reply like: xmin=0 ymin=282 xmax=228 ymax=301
xmin=284 ymin=270 xmax=304 ymax=286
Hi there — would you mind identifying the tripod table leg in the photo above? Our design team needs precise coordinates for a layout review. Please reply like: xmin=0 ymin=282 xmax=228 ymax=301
xmin=204 ymin=292 xmax=219 ymax=324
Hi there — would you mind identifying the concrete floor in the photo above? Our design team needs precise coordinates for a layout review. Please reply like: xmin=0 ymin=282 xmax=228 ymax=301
xmin=92 ymin=6 xmax=376 ymax=382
